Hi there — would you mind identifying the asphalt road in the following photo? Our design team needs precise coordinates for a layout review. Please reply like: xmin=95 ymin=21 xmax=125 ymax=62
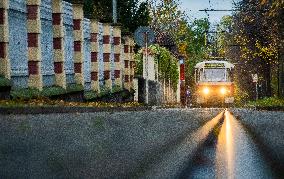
xmin=0 ymin=108 xmax=283 ymax=178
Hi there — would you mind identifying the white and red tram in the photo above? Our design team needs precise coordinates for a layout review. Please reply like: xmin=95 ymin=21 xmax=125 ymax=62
xmin=194 ymin=60 xmax=235 ymax=106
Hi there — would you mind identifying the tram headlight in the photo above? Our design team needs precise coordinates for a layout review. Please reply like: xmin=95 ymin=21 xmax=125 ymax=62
xmin=220 ymin=87 xmax=227 ymax=95
xmin=203 ymin=87 xmax=210 ymax=95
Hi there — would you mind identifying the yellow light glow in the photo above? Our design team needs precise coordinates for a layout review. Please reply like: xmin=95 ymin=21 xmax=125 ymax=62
xmin=203 ymin=87 xmax=210 ymax=95
xmin=216 ymin=111 xmax=235 ymax=179
xmin=220 ymin=87 xmax=227 ymax=95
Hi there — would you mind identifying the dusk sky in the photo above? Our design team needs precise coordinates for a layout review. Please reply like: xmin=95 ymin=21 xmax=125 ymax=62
xmin=179 ymin=0 xmax=236 ymax=23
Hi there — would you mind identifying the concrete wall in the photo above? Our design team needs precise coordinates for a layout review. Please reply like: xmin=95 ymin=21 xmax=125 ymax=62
xmin=1 ymin=0 xmax=135 ymax=93
xmin=138 ymin=77 xmax=163 ymax=105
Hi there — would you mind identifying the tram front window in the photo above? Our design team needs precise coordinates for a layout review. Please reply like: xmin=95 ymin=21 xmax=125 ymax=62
xmin=201 ymin=68 xmax=227 ymax=82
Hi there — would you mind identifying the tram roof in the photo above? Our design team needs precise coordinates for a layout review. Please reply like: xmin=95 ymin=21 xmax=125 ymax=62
xmin=195 ymin=60 xmax=234 ymax=69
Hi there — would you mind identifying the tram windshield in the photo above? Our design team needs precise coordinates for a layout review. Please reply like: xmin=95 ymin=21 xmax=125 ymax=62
xmin=203 ymin=68 xmax=226 ymax=82
xmin=197 ymin=68 xmax=230 ymax=82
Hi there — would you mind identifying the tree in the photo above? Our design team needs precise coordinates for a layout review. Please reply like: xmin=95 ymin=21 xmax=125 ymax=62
xmin=184 ymin=18 xmax=210 ymax=86
xmin=147 ymin=0 xmax=210 ymax=87
xmin=66 ymin=0 xmax=150 ymax=33
xmin=218 ymin=0 xmax=284 ymax=101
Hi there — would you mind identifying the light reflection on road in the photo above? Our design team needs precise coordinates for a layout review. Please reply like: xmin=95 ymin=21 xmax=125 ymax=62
xmin=216 ymin=110 xmax=274 ymax=179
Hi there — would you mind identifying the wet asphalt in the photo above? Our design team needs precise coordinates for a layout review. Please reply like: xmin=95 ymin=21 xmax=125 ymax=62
xmin=0 ymin=108 xmax=283 ymax=178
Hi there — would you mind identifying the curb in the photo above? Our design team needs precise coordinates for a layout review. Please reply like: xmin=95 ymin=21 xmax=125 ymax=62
xmin=0 ymin=106 xmax=152 ymax=115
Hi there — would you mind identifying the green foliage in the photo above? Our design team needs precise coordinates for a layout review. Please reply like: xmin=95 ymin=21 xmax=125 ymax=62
xmin=11 ymin=84 xmax=84 ymax=100
xmin=0 ymin=76 xmax=11 ymax=87
xmin=66 ymin=0 xmax=150 ymax=33
xmin=234 ymin=83 xmax=250 ymax=107
xmin=11 ymin=88 xmax=41 ymax=100
xmin=118 ymin=1 xmax=150 ymax=33
xmin=135 ymin=44 xmax=179 ymax=91
xmin=112 ymin=85 xmax=122 ymax=93
xmin=41 ymin=86 xmax=66 ymax=97
xmin=247 ymin=97 xmax=284 ymax=108
xmin=66 ymin=84 xmax=84 ymax=93
xmin=184 ymin=18 xmax=210 ymax=86
xmin=223 ymin=0 xmax=284 ymax=99
xmin=100 ymin=86 xmax=111 ymax=97
xmin=84 ymin=90 xmax=99 ymax=100
xmin=148 ymin=0 xmax=187 ymax=42
xmin=134 ymin=53 xmax=143 ymax=76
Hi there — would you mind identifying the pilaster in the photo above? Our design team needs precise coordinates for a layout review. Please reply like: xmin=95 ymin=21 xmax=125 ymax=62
xmin=123 ymin=35 xmax=131 ymax=90
xmin=103 ymin=23 xmax=112 ymax=90
xmin=52 ymin=0 xmax=66 ymax=89
xmin=113 ymin=25 xmax=122 ymax=88
xmin=129 ymin=38 xmax=135 ymax=89
xmin=27 ymin=0 xmax=43 ymax=90
xmin=0 ymin=0 xmax=10 ymax=79
xmin=90 ymin=18 xmax=100 ymax=93
xmin=72 ymin=2 xmax=84 ymax=86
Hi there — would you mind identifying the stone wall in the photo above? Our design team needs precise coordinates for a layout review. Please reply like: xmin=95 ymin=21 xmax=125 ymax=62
xmin=0 ymin=0 xmax=136 ymax=93
xmin=137 ymin=77 xmax=163 ymax=105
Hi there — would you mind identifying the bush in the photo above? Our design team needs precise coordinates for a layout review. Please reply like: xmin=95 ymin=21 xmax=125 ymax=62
xmin=99 ymin=86 xmax=111 ymax=97
xmin=11 ymin=88 xmax=41 ymax=100
xmin=112 ymin=85 xmax=122 ymax=93
xmin=11 ymin=84 xmax=85 ymax=100
xmin=66 ymin=84 xmax=84 ymax=93
xmin=0 ymin=76 xmax=11 ymax=87
xmin=84 ymin=91 xmax=99 ymax=100
xmin=247 ymin=97 xmax=284 ymax=108
xmin=41 ymin=86 xmax=66 ymax=97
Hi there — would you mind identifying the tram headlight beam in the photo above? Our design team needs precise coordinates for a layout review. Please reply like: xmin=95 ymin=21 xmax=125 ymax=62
xmin=203 ymin=87 xmax=210 ymax=95
xmin=220 ymin=87 xmax=227 ymax=95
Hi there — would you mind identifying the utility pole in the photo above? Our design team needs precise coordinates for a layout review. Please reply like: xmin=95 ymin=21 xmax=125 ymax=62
xmin=144 ymin=32 xmax=149 ymax=105
xmin=112 ymin=0 xmax=117 ymax=23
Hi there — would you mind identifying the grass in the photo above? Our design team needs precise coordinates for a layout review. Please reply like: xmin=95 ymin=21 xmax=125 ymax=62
xmin=246 ymin=97 xmax=284 ymax=109
xmin=0 ymin=98 xmax=141 ymax=108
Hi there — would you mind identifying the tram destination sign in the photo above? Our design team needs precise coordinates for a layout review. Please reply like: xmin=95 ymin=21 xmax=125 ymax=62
xmin=204 ymin=63 xmax=225 ymax=68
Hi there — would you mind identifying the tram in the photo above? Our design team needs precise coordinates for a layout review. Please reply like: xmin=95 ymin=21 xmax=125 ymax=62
xmin=194 ymin=60 xmax=235 ymax=106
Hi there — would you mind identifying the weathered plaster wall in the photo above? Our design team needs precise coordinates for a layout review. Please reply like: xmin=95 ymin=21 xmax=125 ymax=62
xmin=41 ymin=0 xmax=54 ymax=87
xmin=63 ymin=1 xmax=74 ymax=84
xmin=9 ymin=0 xmax=28 ymax=88
xmin=4 ymin=0 xmax=135 ymax=93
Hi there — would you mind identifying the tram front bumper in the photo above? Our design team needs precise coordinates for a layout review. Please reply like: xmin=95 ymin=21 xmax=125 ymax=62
xmin=196 ymin=96 xmax=234 ymax=104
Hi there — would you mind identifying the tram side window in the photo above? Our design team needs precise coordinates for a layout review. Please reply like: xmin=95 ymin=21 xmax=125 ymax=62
xmin=195 ymin=69 xmax=200 ymax=82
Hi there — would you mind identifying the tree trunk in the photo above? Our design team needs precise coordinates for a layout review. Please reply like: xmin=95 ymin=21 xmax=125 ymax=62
xmin=278 ymin=8 xmax=284 ymax=98
xmin=265 ymin=62 xmax=272 ymax=97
